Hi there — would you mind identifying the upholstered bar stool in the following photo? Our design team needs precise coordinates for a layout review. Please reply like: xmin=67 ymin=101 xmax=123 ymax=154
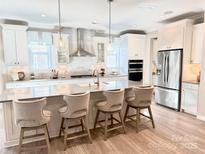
xmin=124 ymin=86 xmax=155 ymax=132
xmin=94 ymin=89 xmax=126 ymax=140
xmin=13 ymin=98 xmax=51 ymax=154
xmin=58 ymin=92 xmax=92 ymax=150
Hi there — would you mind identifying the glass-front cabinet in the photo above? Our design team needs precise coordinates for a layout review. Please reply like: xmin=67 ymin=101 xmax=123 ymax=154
xmin=52 ymin=33 xmax=70 ymax=64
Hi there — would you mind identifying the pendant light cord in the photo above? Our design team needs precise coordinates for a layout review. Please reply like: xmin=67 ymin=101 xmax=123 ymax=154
xmin=109 ymin=0 xmax=112 ymax=44
xmin=58 ymin=0 xmax=62 ymax=39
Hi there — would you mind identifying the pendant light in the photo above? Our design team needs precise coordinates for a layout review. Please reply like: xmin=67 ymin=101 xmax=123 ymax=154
xmin=57 ymin=0 xmax=64 ymax=50
xmin=107 ymin=0 xmax=114 ymax=52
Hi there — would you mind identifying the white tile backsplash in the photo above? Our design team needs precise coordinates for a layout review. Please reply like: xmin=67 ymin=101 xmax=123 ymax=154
xmin=5 ymin=57 xmax=98 ymax=81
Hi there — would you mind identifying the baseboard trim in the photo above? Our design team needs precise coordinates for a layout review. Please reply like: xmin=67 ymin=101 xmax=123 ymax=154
xmin=197 ymin=115 xmax=205 ymax=121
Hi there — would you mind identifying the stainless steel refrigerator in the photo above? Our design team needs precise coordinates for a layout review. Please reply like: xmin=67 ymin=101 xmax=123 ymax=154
xmin=154 ymin=49 xmax=183 ymax=111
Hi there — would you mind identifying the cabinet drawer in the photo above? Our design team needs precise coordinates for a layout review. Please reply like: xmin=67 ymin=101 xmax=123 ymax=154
xmin=182 ymin=83 xmax=199 ymax=90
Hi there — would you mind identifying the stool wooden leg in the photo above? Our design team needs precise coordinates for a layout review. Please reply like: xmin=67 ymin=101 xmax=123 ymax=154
xmin=64 ymin=119 xmax=68 ymax=151
xmin=18 ymin=127 xmax=24 ymax=154
xmin=94 ymin=110 xmax=100 ymax=129
xmin=80 ymin=118 xmax=84 ymax=133
xmin=43 ymin=124 xmax=51 ymax=153
xmin=111 ymin=114 xmax=113 ymax=127
xmin=136 ymin=108 xmax=140 ymax=133
xmin=59 ymin=118 xmax=64 ymax=137
xmin=148 ymin=106 xmax=155 ymax=128
xmin=104 ymin=113 xmax=108 ymax=141
xmin=83 ymin=117 xmax=92 ymax=144
xmin=45 ymin=124 xmax=51 ymax=142
xmin=124 ymin=104 xmax=129 ymax=122
xmin=119 ymin=111 xmax=126 ymax=134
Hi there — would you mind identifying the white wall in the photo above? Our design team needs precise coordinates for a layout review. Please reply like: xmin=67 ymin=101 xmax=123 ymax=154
xmin=197 ymin=12 xmax=205 ymax=121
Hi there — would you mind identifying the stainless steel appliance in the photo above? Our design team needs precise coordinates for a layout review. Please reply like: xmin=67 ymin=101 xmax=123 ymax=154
xmin=154 ymin=49 xmax=183 ymax=111
xmin=128 ymin=60 xmax=143 ymax=81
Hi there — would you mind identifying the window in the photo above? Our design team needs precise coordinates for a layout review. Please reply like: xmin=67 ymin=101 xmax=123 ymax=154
xmin=28 ymin=31 xmax=53 ymax=72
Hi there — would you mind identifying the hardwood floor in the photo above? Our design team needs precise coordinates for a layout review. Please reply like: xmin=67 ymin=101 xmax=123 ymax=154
xmin=1 ymin=104 xmax=205 ymax=154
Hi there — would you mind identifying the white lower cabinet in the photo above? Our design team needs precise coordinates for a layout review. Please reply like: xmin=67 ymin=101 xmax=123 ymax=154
xmin=181 ymin=82 xmax=199 ymax=115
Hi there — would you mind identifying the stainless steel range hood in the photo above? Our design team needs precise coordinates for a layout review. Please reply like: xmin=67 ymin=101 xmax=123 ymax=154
xmin=70 ymin=28 xmax=95 ymax=57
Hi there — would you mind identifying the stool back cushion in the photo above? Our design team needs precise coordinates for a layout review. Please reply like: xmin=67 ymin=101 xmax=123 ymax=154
xmin=63 ymin=92 xmax=90 ymax=118
xmin=103 ymin=89 xmax=124 ymax=111
xmin=13 ymin=98 xmax=47 ymax=126
xmin=125 ymin=88 xmax=135 ymax=99
xmin=133 ymin=86 xmax=154 ymax=106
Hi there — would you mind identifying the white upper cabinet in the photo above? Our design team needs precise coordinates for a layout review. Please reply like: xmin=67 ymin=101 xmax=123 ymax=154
xmin=158 ymin=19 xmax=193 ymax=63
xmin=1 ymin=24 xmax=28 ymax=65
xmin=158 ymin=24 xmax=184 ymax=50
xmin=121 ymin=34 xmax=146 ymax=60
xmin=191 ymin=23 xmax=204 ymax=64
xmin=2 ymin=29 xmax=17 ymax=65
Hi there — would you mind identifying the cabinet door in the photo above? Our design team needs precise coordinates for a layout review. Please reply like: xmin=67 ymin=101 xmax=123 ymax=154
xmin=168 ymin=25 xmax=184 ymax=49
xmin=128 ymin=34 xmax=137 ymax=59
xmin=2 ymin=29 xmax=18 ymax=65
xmin=15 ymin=30 xmax=29 ymax=65
xmin=181 ymin=83 xmax=198 ymax=115
xmin=128 ymin=34 xmax=145 ymax=60
xmin=158 ymin=25 xmax=184 ymax=50
xmin=191 ymin=24 xmax=204 ymax=64
xmin=136 ymin=36 xmax=146 ymax=59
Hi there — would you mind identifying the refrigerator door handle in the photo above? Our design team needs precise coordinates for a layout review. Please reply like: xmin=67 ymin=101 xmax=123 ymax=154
xmin=167 ymin=55 xmax=169 ymax=83
xmin=163 ymin=55 xmax=167 ymax=83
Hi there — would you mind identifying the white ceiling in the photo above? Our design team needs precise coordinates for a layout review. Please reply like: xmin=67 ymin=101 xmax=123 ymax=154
xmin=0 ymin=0 xmax=205 ymax=33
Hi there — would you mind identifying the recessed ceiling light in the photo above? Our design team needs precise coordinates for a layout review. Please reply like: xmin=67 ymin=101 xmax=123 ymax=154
xmin=41 ymin=14 xmax=47 ymax=17
xmin=92 ymin=21 xmax=97 ymax=25
xmin=164 ymin=11 xmax=174 ymax=15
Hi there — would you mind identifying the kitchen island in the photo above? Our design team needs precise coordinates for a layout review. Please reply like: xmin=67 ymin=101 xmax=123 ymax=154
xmin=0 ymin=76 xmax=141 ymax=147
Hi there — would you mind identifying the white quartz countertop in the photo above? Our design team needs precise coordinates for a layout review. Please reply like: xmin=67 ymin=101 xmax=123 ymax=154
xmin=0 ymin=79 xmax=140 ymax=103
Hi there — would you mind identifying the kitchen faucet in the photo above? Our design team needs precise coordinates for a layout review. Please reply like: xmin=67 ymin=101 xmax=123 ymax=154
xmin=92 ymin=63 xmax=104 ymax=86
xmin=92 ymin=69 xmax=100 ymax=86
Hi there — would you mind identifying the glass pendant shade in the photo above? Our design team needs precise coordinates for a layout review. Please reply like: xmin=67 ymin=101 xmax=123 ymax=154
xmin=107 ymin=42 xmax=113 ymax=52
xmin=58 ymin=37 xmax=65 ymax=50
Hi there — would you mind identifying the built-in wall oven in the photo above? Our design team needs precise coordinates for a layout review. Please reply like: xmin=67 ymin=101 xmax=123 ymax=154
xmin=128 ymin=60 xmax=143 ymax=81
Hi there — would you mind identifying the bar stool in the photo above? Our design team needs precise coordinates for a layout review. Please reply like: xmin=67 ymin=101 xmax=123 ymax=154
xmin=94 ymin=89 xmax=126 ymax=140
xmin=13 ymin=98 xmax=51 ymax=154
xmin=58 ymin=92 xmax=92 ymax=150
xmin=124 ymin=86 xmax=155 ymax=132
